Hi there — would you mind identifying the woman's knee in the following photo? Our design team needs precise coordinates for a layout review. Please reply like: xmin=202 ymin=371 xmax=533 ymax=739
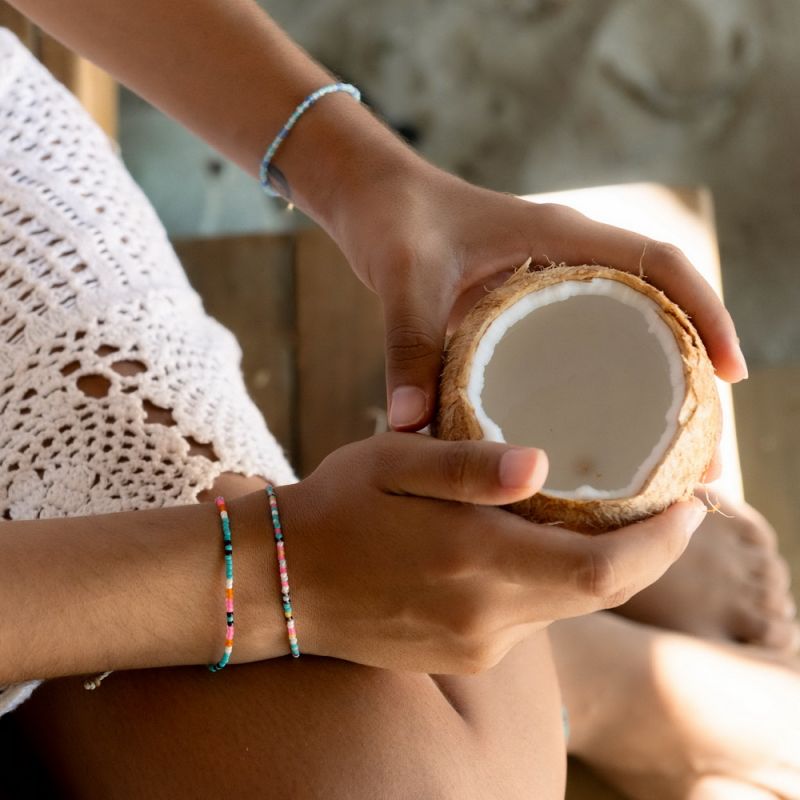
xmin=18 ymin=656 xmax=480 ymax=799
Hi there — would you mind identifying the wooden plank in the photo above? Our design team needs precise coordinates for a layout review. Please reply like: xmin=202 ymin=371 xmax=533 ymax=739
xmin=294 ymin=227 xmax=386 ymax=476
xmin=174 ymin=235 xmax=297 ymax=465
xmin=733 ymin=364 xmax=800 ymax=589
xmin=72 ymin=58 xmax=118 ymax=140
xmin=0 ymin=3 xmax=35 ymax=46
xmin=0 ymin=5 xmax=118 ymax=137
xmin=37 ymin=34 xmax=118 ymax=139
xmin=566 ymin=760 xmax=625 ymax=800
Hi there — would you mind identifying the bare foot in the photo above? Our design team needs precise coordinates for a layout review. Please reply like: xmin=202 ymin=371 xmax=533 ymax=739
xmin=616 ymin=493 xmax=799 ymax=651
xmin=552 ymin=612 xmax=800 ymax=800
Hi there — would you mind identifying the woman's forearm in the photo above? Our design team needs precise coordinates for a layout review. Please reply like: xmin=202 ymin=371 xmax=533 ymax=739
xmin=0 ymin=490 xmax=290 ymax=685
xmin=8 ymin=0 xmax=419 ymax=234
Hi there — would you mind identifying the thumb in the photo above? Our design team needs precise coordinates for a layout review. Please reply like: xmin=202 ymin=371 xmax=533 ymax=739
xmin=375 ymin=433 xmax=550 ymax=506
xmin=383 ymin=289 xmax=449 ymax=431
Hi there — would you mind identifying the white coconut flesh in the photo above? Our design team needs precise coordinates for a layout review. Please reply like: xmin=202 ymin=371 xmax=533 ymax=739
xmin=467 ymin=278 xmax=687 ymax=500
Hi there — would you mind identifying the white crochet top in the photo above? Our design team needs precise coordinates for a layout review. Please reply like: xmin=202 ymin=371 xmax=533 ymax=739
xmin=0 ymin=30 xmax=296 ymax=716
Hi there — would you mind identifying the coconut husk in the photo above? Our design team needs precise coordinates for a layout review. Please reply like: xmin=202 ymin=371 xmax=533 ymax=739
xmin=434 ymin=264 xmax=721 ymax=533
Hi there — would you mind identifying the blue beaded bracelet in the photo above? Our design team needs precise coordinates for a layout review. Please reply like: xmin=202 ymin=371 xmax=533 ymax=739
xmin=259 ymin=82 xmax=361 ymax=198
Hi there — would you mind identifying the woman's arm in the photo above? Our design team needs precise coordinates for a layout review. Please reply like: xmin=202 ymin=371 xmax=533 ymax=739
xmin=3 ymin=434 xmax=705 ymax=684
xmin=6 ymin=0 xmax=412 ymax=237
xmin=8 ymin=0 xmax=747 ymax=428
xmin=0 ymin=490 xmax=289 ymax=685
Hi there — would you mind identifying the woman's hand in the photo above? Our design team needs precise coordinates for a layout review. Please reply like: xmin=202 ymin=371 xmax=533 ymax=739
xmin=12 ymin=0 xmax=745 ymax=431
xmin=276 ymin=432 xmax=706 ymax=674
xmin=331 ymin=161 xmax=748 ymax=430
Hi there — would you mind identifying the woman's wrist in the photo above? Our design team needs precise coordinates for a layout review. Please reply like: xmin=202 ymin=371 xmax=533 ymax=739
xmin=269 ymin=92 xmax=428 ymax=243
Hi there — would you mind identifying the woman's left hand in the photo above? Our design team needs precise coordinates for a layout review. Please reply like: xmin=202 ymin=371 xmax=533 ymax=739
xmin=331 ymin=160 xmax=748 ymax=431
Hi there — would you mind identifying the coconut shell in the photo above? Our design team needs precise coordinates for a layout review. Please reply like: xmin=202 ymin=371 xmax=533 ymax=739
xmin=434 ymin=265 xmax=722 ymax=533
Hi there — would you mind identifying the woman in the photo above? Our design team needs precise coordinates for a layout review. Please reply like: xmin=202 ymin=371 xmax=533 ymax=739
xmin=2 ymin=2 xmax=797 ymax=797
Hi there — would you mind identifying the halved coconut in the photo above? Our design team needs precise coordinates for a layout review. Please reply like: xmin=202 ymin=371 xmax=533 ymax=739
xmin=435 ymin=264 xmax=721 ymax=533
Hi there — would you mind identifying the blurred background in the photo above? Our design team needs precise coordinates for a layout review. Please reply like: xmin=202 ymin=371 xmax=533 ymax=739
xmin=1 ymin=2 xmax=798 ymax=796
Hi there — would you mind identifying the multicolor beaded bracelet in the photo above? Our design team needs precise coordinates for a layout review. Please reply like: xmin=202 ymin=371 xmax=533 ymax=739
xmin=259 ymin=82 xmax=362 ymax=198
xmin=266 ymin=485 xmax=300 ymax=658
xmin=208 ymin=496 xmax=235 ymax=672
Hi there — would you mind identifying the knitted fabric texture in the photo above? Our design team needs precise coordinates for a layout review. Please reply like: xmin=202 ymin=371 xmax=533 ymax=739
xmin=0 ymin=30 xmax=295 ymax=716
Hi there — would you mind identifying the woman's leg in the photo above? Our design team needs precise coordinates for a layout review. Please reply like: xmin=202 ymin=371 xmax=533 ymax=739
xmin=615 ymin=494 xmax=798 ymax=650
xmin=552 ymin=611 xmax=800 ymax=799
xmin=13 ymin=451 xmax=566 ymax=800
xmin=20 ymin=628 xmax=563 ymax=799
xmin=554 ymin=499 xmax=798 ymax=799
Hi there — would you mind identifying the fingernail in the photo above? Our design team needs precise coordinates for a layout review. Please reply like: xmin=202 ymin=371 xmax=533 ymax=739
xmin=389 ymin=386 xmax=428 ymax=429
xmin=734 ymin=341 xmax=749 ymax=381
xmin=499 ymin=448 xmax=545 ymax=489
xmin=684 ymin=500 xmax=707 ymax=537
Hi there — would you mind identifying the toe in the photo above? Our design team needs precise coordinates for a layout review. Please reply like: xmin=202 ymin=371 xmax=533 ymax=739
xmin=731 ymin=506 xmax=779 ymax=551
xmin=758 ymin=618 xmax=798 ymax=652
xmin=749 ymin=556 xmax=792 ymax=595
xmin=733 ymin=609 xmax=800 ymax=651
xmin=745 ymin=573 xmax=796 ymax=618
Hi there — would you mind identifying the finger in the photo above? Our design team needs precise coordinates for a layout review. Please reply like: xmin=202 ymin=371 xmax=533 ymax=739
xmin=375 ymin=432 xmax=549 ymax=505
xmin=702 ymin=447 xmax=723 ymax=482
xmin=528 ymin=202 xmax=748 ymax=383
xmin=383 ymin=284 xmax=450 ymax=431
xmin=495 ymin=500 xmax=707 ymax=615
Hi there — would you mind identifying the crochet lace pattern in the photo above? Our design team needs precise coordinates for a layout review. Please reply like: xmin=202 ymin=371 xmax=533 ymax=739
xmin=0 ymin=30 xmax=295 ymax=716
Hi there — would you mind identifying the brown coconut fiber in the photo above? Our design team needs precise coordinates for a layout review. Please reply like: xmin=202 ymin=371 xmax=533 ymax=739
xmin=434 ymin=264 xmax=722 ymax=533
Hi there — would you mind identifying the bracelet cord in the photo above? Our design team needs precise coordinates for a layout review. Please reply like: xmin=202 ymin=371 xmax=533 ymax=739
xmin=208 ymin=495 xmax=235 ymax=672
xmin=266 ymin=485 xmax=300 ymax=658
xmin=259 ymin=82 xmax=361 ymax=199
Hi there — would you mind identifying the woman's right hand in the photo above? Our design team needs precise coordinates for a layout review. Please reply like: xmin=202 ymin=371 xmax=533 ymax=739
xmin=276 ymin=432 xmax=707 ymax=674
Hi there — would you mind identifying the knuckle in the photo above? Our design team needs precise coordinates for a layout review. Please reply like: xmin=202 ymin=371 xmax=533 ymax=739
xmin=370 ymin=432 xmax=401 ymax=469
xmin=385 ymin=315 xmax=439 ymax=368
xmin=531 ymin=201 xmax=561 ymax=219
xmin=650 ymin=240 xmax=689 ymax=269
xmin=446 ymin=594 xmax=492 ymax=641
xmin=603 ymin=584 xmax=635 ymax=609
xmin=321 ymin=438 xmax=369 ymax=474
xmin=576 ymin=547 xmax=623 ymax=604
xmin=430 ymin=537 xmax=477 ymax=581
xmin=440 ymin=443 xmax=476 ymax=495
xmin=387 ymin=241 xmax=419 ymax=271
xmin=358 ymin=435 xmax=398 ymax=485
xmin=461 ymin=638 xmax=503 ymax=675
xmin=536 ymin=201 xmax=581 ymax=222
